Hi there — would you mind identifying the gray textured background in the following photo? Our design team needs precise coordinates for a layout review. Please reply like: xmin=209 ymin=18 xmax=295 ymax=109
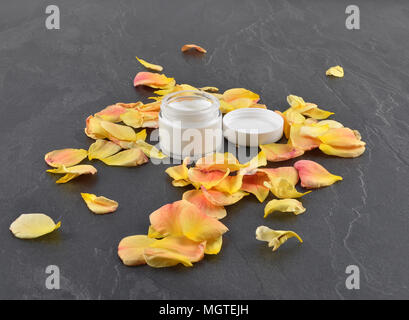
xmin=1 ymin=0 xmax=408 ymax=299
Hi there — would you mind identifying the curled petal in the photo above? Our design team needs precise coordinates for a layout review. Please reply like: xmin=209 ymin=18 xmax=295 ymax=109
xmin=256 ymin=226 xmax=303 ymax=252
xmin=88 ymin=139 xmax=121 ymax=160
xmin=183 ymin=190 xmax=226 ymax=220
xmin=95 ymin=104 xmax=127 ymax=122
xmin=281 ymin=108 xmax=306 ymax=138
xmin=205 ymin=236 xmax=223 ymax=255
xmin=326 ymin=65 xmax=344 ymax=78
xmin=319 ymin=143 xmax=366 ymax=158
xmin=195 ymin=153 xmax=245 ymax=172
xmin=120 ymin=109 xmax=143 ymax=128
xmin=133 ymin=72 xmax=175 ymax=89
xmin=137 ymin=101 xmax=161 ymax=112
xmin=47 ymin=165 xmax=97 ymax=183
xmin=181 ymin=44 xmax=207 ymax=53
xmin=287 ymin=95 xmax=314 ymax=113
xmin=260 ymin=143 xmax=304 ymax=162
xmin=100 ymin=148 xmax=148 ymax=167
xmin=213 ymin=174 xmax=243 ymax=194
xmin=172 ymin=179 xmax=191 ymax=187
xmin=264 ymin=199 xmax=306 ymax=217
xmin=118 ymin=235 xmax=156 ymax=266
xmin=188 ymin=168 xmax=230 ymax=189
xmin=302 ymin=107 xmax=334 ymax=120
xmin=135 ymin=56 xmax=163 ymax=72
xmin=264 ymin=178 xmax=311 ymax=199
xmin=294 ymin=160 xmax=342 ymax=189
xmin=318 ymin=128 xmax=366 ymax=148
xmin=165 ymin=157 xmax=190 ymax=181
xmin=149 ymin=200 xmax=228 ymax=242
xmin=288 ymin=123 xmax=320 ymax=151
xmin=100 ymin=121 xmax=137 ymax=141
xmin=81 ymin=193 xmax=118 ymax=214
xmin=10 ymin=213 xmax=61 ymax=239
xmin=85 ymin=115 xmax=108 ymax=139
xmin=134 ymin=140 xmax=167 ymax=159
xmin=240 ymin=171 xmax=270 ymax=203
xmin=240 ymin=151 xmax=267 ymax=174
xmin=45 ymin=148 xmax=87 ymax=168
xmin=200 ymin=86 xmax=219 ymax=93
xmin=259 ymin=167 xmax=299 ymax=186
xmin=201 ymin=186 xmax=248 ymax=206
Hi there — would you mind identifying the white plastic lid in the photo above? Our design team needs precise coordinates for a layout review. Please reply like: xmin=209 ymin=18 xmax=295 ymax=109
xmin=223 ymin=108 xmax=284 ymax=147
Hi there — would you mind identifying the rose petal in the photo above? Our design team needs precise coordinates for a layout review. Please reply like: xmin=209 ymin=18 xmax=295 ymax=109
xmin=134 ymin=140 xmax=167 ymax=159
xmin=281 ymin=108 xmax=306 ymax=138
xmin=288 ymin=123 xmax=320 ymax=151
xmin=100 ymin=148 xmax=148 ymax=167
xmin=81 ymin=193 xmax=118 ymax=214
xmin=222 ymin=88 xmax=259 ymax=104
xmin=260 ymin=143 xmax=304 ymax=162
xmin=85 ymin=115 xmax=108 ymax=139
xmin=317 ymin=120 xmax=344 ymax=129
xmin=149 ymin=200 xmax=228 ymax=242
xmin=181 ymin=44 xmax=207 ymax=53
xmin=318 ymin=128 xmax=366 ymax=148
xmin=287 ymin=95 xmax=314 ymax=113
xmin=195 ymin=153 xmax=246 ymax=172
xmin=133 ymin=72 xmax=175 ymax=89
xmin=302 ymin=107 xmax=334 ymax=120
xmin=200 ymin=86 xmax=219 ymax=93
xmin=10 ymin=213 xmax=61 ymax=239
xmin=204 ymin=236 xmax=223 ymax=255
xmin=240 ymin=151 xmax=267 ymax=174
xmin=144 ymin=248 xmax=193 ymax=267
xmin=88 ymin=139 xmax=121 ymax=160
xmin=95 ymin=104 xmax=128 ymax=122
xmin=212 ymin=174 xmax=243 ymax=194
xmin=165 ymin=157 xmax=190 ymax=181
xmin=137 ymin=101 xmax=161 ymax=112
xmin=299 ymin=124 xmax=330 ymax=138
xmin=319 ymin=143 xmax=366 ymax=158
xmin=135 ymin=56 xmax=163 ymax=72
xmin=259 ymin=167 xmax=299 ymax=186
xmin=240 ymin=171 xmax=270 ymax=202
xmin=264 ymin=199 xmax=306 ymax=217
xmin=100 ymin=121 xmax=137 ymax=141
xmin=294 ymin=160 xmax=343 ymax=188
xmin=326 ymin=65 xmax=344 ymax=78
xmin=148 ymin=236 xmax=205 ymax=263
xmin=44 ymin=148 xmax=88 ymax=168
xmin=119 ymin=109 xmax=143 ymax=128
xmin=183 ymin=190 xmax=226 ymax=219
xmin=118 ymin=235 xmax=156 ymax=266
xmin=256 ymin=226 xmax=303 ymax=251
xmin=188 ymin=167 xmax=230 ymax=189
xmin=264 ymin=178 xmax=311 ymax=199
xmin=201 ymin=186 xmax=248 ymax=206
xmin=47 ymin=165 xmax=97 ymax=183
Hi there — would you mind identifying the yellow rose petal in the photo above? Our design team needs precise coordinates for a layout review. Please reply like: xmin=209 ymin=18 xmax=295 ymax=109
xmin=100 ymin=148 xmax=148 ymax=167
xmin=10 ymin=213 xmax=61 ymax=239
xmin=45 ymin=148 xmax=87 ymax=168
xmin=88 ymin=139 xmax=121 ymax=160
xmin=100 ymin=121 xmax=137 ymax=141
xmin=264 ymin=199 xmax=306 ymax=217
xmin=81 ymin=193 xmax=118 ymax=214
xmin=326 ymin=65 xmax=344 ymax=78
xmin=118 ymin=235 xmax=156 ymax=266
xmin=135 ymin=56 xmax=163 ymax=72
xmin=256 ymin=226 xmax=303 ymax=252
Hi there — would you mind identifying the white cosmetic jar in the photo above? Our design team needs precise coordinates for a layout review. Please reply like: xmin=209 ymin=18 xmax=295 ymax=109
xmin=159 ymin=90 xmax=223 ymax=160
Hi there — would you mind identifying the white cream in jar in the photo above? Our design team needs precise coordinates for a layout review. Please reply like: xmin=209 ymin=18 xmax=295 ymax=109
xmin=159 ymin=90 xmax=222 ymax=160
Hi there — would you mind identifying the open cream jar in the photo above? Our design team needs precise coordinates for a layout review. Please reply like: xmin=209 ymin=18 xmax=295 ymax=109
xmin=159 ymin=90 xmax=223 ymax=159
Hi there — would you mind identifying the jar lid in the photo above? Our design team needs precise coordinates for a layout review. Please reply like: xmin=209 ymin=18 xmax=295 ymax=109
xmin=223 ymin=108 xmax=284 ymax=147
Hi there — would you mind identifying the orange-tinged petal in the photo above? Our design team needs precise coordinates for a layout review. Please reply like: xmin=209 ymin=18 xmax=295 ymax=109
xmin=299 ymin=124 xmax=330 ymax=138
xmin=294 ymin=160 xmax=343 ymax=188
xmin=212 ymin=174 xmax=243 ymax=194
xmin=165 ymin=157 xmax=190 ymax=181
xmin=100 ymin=148 xmax=148 ymax=167
xmin=118 ymin=235 xmax=156 ymax=266
xmin=10 ymin=213 xmax=61 ymax=239
xmin=188 ymin=167 xmax=230 ymax=189
xmin=144 ymin=247 xmax=193 ymax=267
xmin=264 ymin=178 xmax=311 ymax=199
xmin=100 ymin=121 xmax=137 ymax=141
xmin=195 ymin=152 xmax=246 ymax=172
xmin=88 ymin=139 xmax=121 ymax=160
xmin=181 ymin=44 xmax=207 ymax=53
xmin=288 ymin=123 xmax=320 ymax=151
xmin=119 ymin=109 xmax=143 ymax=128
xmin=264 ymin=199 xmax=306 ymax=217
xmin=149 ymin=200 xmax=228 ymax=242
xmin=326 ymin=65 xmax=344 ymax=78
xmin=260 ymin=143 xmax=304 ymax=162
xmin=149 ymin=236 xmax=205 ymax=263
xmin=259 ymin=167 xmax=299 ymax=186
xmin=47 ymin=165 xmax=97 ymax=183
xmin=201 ymin=186 xmax=248 ymax=206
xmin=205 ymin=236 xmax=223 ymax=255
xmin=80 ymin=193 xmax=118 ymax=214
xmin=240 ymin=171 xmax=270 ymax=202
xmin=85 ymin=115 xmax=108 ymax=139
xmin=135 ymin=56 xmax=163 ymax=72
xmin=133 ymin=71 xmax=175 ymax=89
xmin=240 ymin=151 xmax=267 ymax=174
xmin=256 ymin=226 xmax=303 ymax=252
xmin=222 ymin=88 xmax=259 ymax=104
xmin=319 ymin=143 xmax=366 ymax=158
xmin=318 ymin=128 xmax=366 ymax=148
xmin=95 ymin=104 xmax=127 ymax=122
xmin=183 ymin=190 xmax=226 ymax=220
xmin=44 ymin=148 xmax=88 ymax=168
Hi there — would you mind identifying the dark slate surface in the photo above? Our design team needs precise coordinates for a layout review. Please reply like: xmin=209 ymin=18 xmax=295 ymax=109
xmin=1 ymin=0 xmax=408 ymax=300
